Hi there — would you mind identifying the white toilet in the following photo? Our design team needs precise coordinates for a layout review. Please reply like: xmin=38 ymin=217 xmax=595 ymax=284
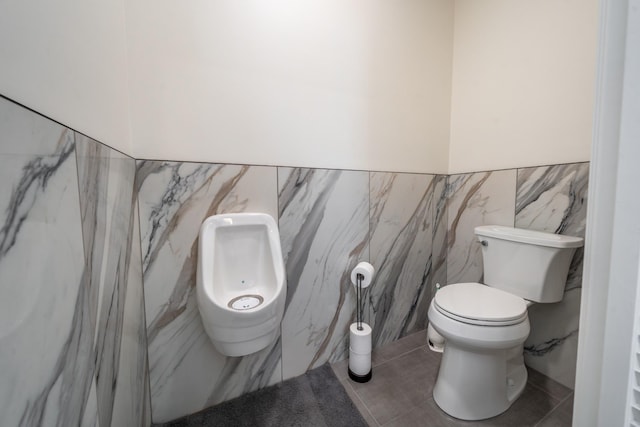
xmin=196 ymin=213 xmax=286 ymax=357
xmin=427 ymin=225 xmax=583 ymax=421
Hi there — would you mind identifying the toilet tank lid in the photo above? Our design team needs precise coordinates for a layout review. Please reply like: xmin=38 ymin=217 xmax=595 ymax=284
xmin=474 ymin=225 xmax=584 ymax=248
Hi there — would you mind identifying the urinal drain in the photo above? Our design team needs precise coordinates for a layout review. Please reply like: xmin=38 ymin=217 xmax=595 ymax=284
xmin=228 ymin=294 xmax=264 ymax=310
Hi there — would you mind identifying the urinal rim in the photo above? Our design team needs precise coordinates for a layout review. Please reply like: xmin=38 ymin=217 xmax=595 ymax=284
xmin=197 ymin=212 xmax=286 ymax=314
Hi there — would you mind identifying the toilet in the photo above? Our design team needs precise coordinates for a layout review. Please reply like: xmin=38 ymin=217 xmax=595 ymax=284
xmin=427 ymin=225 xmax=583 ymax=421
xmin=196 ymin=213 xmax=286 ymax=357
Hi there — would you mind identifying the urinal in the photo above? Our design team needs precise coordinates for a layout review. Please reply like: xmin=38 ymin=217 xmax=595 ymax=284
xmin=196 ymin=213 xmax=286 ymax=357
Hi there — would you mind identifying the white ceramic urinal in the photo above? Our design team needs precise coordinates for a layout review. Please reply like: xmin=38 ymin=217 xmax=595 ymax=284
xmin=196 ymin=213 xmax=286 ymax=357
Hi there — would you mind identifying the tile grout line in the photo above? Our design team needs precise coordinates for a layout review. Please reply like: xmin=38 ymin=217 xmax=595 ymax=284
xmin=345 ymin=332 xmax=429 ymax=426
xmin=372 ymin=338 xmax=429 ymax=368
xmin=525 ymin=376 xmax=571 ymax=403
xmin=344 ymin=330 xmax=576 ymax=427
xmin=532 ymin=391 xmax=574 ymax=427
xmin=380 ymin=410 xmax=410 ymax=427
xmin=342 ymin=378 xmax=382 ymax=427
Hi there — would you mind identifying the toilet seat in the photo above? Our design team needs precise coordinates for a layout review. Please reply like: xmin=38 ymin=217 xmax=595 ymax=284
xmin=434 ymin=283 xmax=527 ymax=326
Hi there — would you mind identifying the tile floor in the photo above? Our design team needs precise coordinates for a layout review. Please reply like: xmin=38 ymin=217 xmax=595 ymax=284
xmin=331 ymin=330 xmax=573 ymax=427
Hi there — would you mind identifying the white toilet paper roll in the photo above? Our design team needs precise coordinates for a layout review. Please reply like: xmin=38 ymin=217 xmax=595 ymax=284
xmin=351 ymin=262 xmax=375 ymax=288
xmin=349 ymin=350 xmax=371 ymax=376
xmin=350 ymin=323 xmax=372 ymax=354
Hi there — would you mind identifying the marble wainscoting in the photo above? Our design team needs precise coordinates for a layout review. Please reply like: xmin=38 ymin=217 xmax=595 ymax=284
xmin=516 ymin=163 xmax=589 ymax=388
xmin=0 ymin=96 xmax=150 ymax=427
xmin=76 ymin=136 xmax=151 ymax=426
xmin=445 ymin=170 xmax=517 ymax=284
xmin=368 ymin=172 xmax=435 ymax=348
xmin=279 ymin=168 xmax=369 ymax=380
xmin=430 ymin=175 xmax=449 ymax=298
xmin=137 ymin=161 xmax=280 ymax=423
xmin=111 ymin=202 xmax=152 ymax=427
xmin=0 ymin=98 xmax=95 ymax=426
xmin=138 ymin=164 xmax=449 ymax=421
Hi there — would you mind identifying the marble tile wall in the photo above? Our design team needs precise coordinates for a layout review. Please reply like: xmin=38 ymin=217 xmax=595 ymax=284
xmin=138 ymin=166 xmax=443 ymax=422
xmin=443 ymin=163 xmax=589 ymax=389
xmin=76 ymin=136 xmax=152 ymax=426
xmin=138 ymin=160 xmax=588 ymax=420
xmin=137 ymin=162 xmax=281 ymax=423
xmin=279 ymin=168 xmax=369 ymax=379
xmin=0 ymin=97 xmax=151 ymax=427
xmin=368 ymin=172 xmax=435 ymax=347
xmin=445 ymin=170 xmax=517 ymax=284
xmin=0 ymin=97 xmax=94 ymax=427
xmin=430 ymin=175 xmax=449 ymax=298
xmin=516 ymin=163 xmax=589 ymax=388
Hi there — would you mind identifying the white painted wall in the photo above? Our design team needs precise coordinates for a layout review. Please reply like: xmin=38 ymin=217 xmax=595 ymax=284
xmin=448 ymin=0 xmax=598 ymax=174
xmin=0 ymin=0 xmax=598 ymax=174
xmin=0 ymin=0 xmax=132 ymax=155
xmin=126 ymin=0 xmax=453 ymax=174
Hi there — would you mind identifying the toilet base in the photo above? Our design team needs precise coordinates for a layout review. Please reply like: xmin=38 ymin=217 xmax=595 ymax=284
xmin=348 ymin=368 xmax=372 ymax=383
xmin=433 ymin=344 xmax=527 ymax=420
xmin=427 ymin=299 xmax=530 ymax=421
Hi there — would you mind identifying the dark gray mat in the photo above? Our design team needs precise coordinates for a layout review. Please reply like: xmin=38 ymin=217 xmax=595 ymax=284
xmin=157 ymin=364 xmax=368 ymax=427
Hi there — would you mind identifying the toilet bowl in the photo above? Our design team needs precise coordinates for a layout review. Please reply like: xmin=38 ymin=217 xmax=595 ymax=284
xmin=196 ymin=213 xmax=286 ymax=357
xmin=427 ymin=225 xmax=583 ymax=420
xmin=428 ymin=283 xmax=530 ymax=420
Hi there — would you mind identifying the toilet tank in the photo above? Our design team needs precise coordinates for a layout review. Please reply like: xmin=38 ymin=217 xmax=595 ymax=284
xmin=475 ymin=225 xmax=584 ymax=303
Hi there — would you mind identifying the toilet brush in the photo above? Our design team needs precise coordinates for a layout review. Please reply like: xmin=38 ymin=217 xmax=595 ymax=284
xmin=348 ymin=262 xmax=375 ymax=383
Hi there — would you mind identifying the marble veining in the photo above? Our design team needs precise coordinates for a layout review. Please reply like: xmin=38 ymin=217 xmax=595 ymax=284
xmin=81 ymin=380 xmax=100 ymax=427
xmin=368 ymin=172 xmax=435 ymax=347
xmin=445 ymin=170 xmax=517 ymax=285
xmin=516 ymin=163 xmax=589 ymax=291
xmin=279 ymin=168 xmax=369 ymax=380
xmin=137 ymin=161 xmax=279 ymax=423
xmin=1 ymin=96 xmax=151 ymax=427
xmin=524 ymin=330 xmax=578 ymax=357
xmin=516 ymin=163 xmax=589 ymax=388
xmin=0 ymin=116 xmax=94 ymax=426
xmin=515 ymin=163 xmax=588 ymax=234
xmin=76 ymin=136 xmax=136 ymax=427
xmin=429 ymin=175 xmax=449 ymax=297
xmin=0 ymin=133 xmax=75 ymax=258
xmin=524 ymin=290 xmax=582 ymax=387
xmin=76 ymin=136 xmax=151 ymax=426
xmin=110 ymin=202 xmax=152 ymax=427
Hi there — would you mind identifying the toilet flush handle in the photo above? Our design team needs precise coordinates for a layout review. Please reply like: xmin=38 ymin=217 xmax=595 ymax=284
xmin=480 ymin=240 xmax=488 ymax=247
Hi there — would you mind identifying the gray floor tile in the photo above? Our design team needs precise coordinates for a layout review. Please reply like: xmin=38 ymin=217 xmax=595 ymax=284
xmin=469 ymin=383 xmax=561 ymax=427
xmin=348 ymin=349 xmax=438 ymax=425
xmin=331 ymin=359 xmax=350 ymax=381
xmin=332 ymin=329 xmax=572 ymax=427
xmin=338 ymin=377 xmax=379 ymax=427
xmin=535 ymin=394 xmax=573 ymax=427
xmin=385 ymin=384 xmax=560 ymax=427
xmin=526 ymin=367 xmax=572 ymax=401
xmin=384 ymin=398 xmax=474 ymax=427
xmin=372 ymin=330 xmax=429 ymax=366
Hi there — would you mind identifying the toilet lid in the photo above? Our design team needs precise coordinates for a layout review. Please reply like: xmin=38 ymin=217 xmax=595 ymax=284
xmin=434 ymin=283 xmax=527 ymax=325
